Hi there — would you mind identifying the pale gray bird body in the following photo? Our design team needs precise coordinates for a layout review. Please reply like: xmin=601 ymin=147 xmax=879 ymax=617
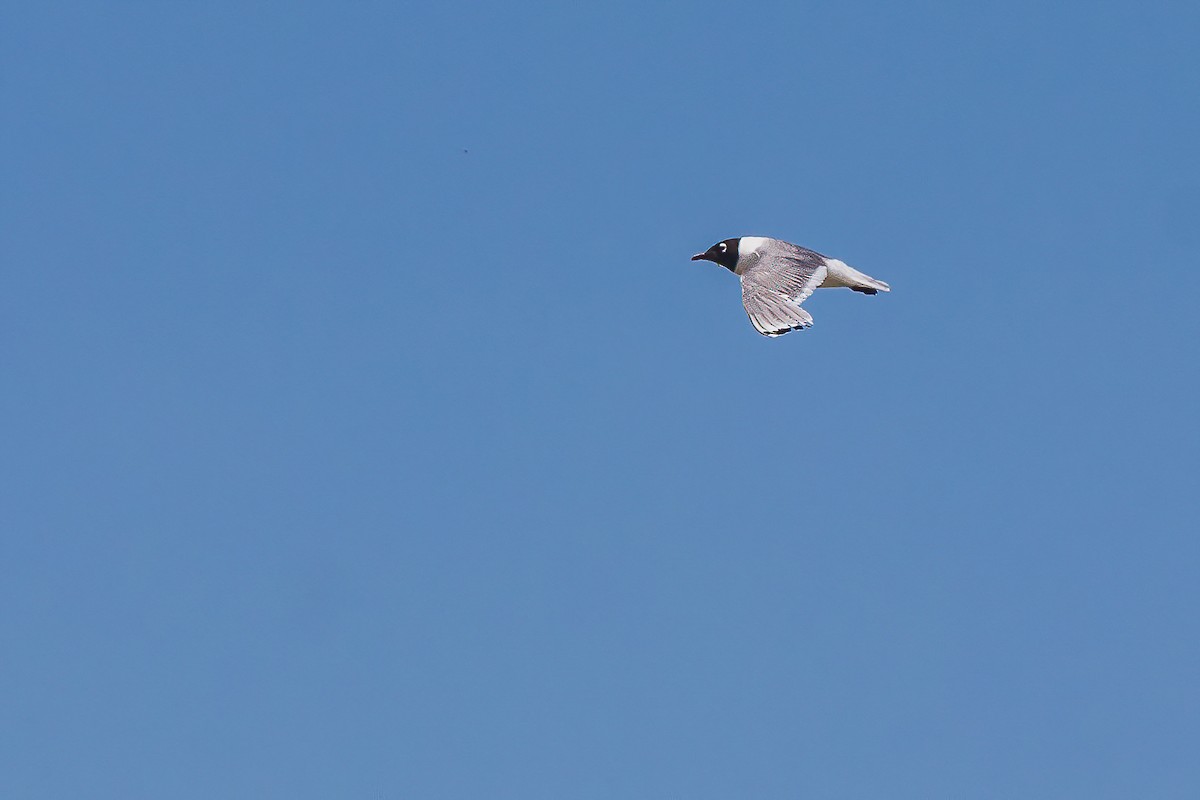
xmin=691 ymin=236 xmax=890 ymax=337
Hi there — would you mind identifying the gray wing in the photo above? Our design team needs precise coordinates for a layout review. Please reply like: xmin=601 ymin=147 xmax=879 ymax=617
xmin=739 ymin=249 xmax=828 ymax=337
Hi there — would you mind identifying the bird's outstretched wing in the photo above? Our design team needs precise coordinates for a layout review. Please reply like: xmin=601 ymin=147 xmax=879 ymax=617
xmin=739 ymin=249 xmax=828 ymax=337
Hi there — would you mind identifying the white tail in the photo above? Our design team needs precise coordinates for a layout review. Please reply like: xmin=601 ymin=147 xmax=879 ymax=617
xmin=823 ymin=259 xmax=890 ymax=294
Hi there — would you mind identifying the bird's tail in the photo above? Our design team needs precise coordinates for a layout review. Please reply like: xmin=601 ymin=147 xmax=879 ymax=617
xmin=849 ymin=274 xmax=890 ymax=295
xmin=825 ymin=259 xmax=890 ymax=295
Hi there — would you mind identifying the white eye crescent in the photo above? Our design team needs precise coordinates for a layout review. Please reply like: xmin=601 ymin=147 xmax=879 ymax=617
xmin=718 ymin=243 xmax=727 ymax=252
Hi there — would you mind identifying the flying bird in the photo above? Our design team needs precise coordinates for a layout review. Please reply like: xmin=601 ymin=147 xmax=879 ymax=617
xmin=691 ymin=236 xmax=890 ymax=337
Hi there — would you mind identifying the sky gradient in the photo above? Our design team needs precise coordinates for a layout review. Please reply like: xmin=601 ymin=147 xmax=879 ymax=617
xmin=3 ymin=2 xmax=1199 ymax=797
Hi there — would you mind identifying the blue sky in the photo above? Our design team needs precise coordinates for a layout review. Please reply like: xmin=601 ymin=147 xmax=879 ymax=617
xmin=3 ymin=2 xmax=1198 ymax=797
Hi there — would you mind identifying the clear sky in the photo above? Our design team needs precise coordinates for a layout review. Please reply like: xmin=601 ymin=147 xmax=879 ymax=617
xmin=3 ymin=2 xmax=1199 ymax=797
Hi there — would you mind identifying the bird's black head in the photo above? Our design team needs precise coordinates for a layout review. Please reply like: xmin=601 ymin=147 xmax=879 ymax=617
xmin=691 ymin=238 xmax=740 ymax=272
